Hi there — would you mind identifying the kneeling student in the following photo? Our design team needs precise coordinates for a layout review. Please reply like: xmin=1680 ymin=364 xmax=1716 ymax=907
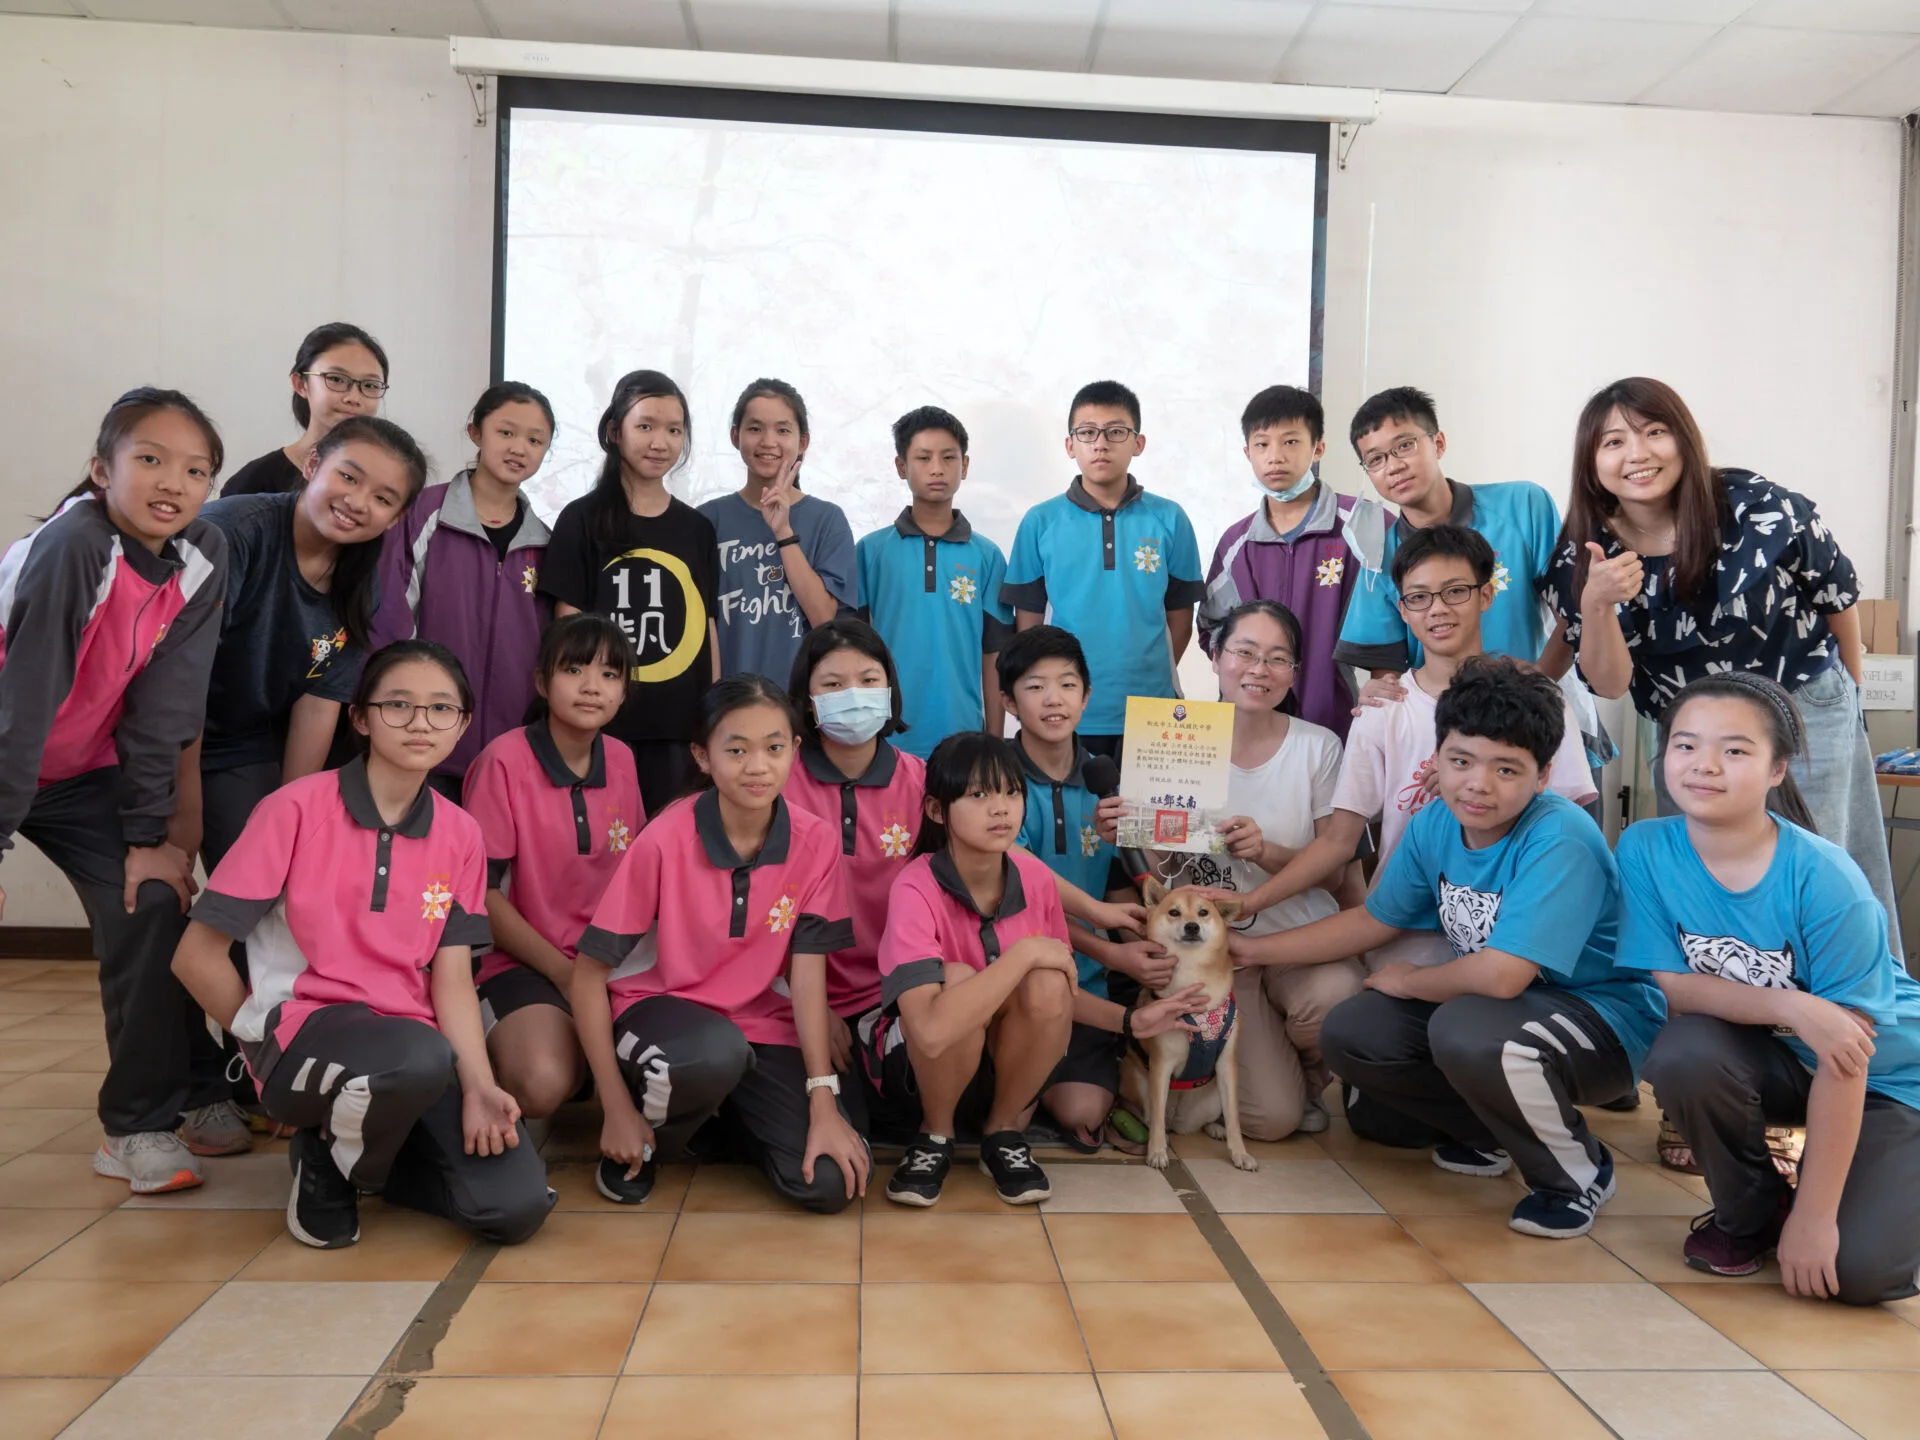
xmin=1626 ymin=673 xmax=1920 ymax=1303
xmin=1231 ymin=657 xmax=1664 ymax=1238
xmin=171 ymin=641 xmax=554 ymax=1249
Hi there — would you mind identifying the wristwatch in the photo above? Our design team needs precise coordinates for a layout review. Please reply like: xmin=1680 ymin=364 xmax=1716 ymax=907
xmin=1121 ymin=1006 xmax=1138 ymax=1040
xmin=805 ymin=1073 xmax=841 ymax=1097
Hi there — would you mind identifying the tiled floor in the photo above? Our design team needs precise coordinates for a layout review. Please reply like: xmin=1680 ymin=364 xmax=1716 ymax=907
xmin=2 ymin=957 xmax=1917 ymax=1439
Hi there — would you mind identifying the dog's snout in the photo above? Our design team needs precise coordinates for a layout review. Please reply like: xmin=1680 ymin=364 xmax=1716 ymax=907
xmin=1181 ymin=922 xmax=1203 ymax=941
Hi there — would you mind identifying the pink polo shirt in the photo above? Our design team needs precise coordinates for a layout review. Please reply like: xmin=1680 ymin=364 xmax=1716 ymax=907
xmin=781 ymin=740 xmax=926 ymax=1018
xmin=462 ymin=724 xmax=645 ymax=986
xmin=877 ymin=847 xmax=1069 ymax=1009
xmin=192 ymin=758 xmax=492 ymax=1076
xmin=578 ymin=791 xmax=853 ymax=1046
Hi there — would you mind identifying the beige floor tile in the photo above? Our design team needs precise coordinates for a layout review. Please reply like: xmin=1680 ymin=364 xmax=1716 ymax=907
xmin=1102 ymin=1370 xmax=1325 ymax=1438
xmin=604 ymin=1375 xmax=856 ymax=1439
xmin=1397 ymin=1215 xmax=1640 ymax=1283
xmin=1601 ymin=1159 xmax=1712 ymax=1216
xmin=0 ymin=993 xmax=74 ymax=1019
xmin=1311 ymin=1118 xmax=1445 ymax=1165
xmin=1272 ymin=1283 xmax=1540 ymax=1370
xmin=53 ymin=998 xmax=105 ymax=1016
xmin=433 ymin=1282 xmax=650 ymax=1375
xmin=120 ymin=1151 xmax=288 ymax=1210
xmin=626 ymin=1282 xmax=857 ymax=1374
xmin=1036 ymin=1161 xmax=1185 ymax=1213
xmin=1336 ymin=1161 xmax=1525 ymax=1216
xmin=1070 ymin=1280 xmax=1283 ymax=1371
xmin=1171 ymin=1129 xmax=1328 ymax=1165
xmin=861 ymin=1282 xmax=1087 ymax=1373
xmin=133 ymin=1279 xmax=434 ymax=1376
xmin=55 ymin=1374 xmax=366 ymax=1440
xmin=658 ymin=1209 xmax=859 ymax=1282
xmin=0 ymin=1110 xmax=93 ymax=1155
xmin=1468 ymin=1281 xmax=1761 ymax=1370
xmin=680 ymin=1163 xmax=796 ymax=1212
xmin=0 ymin=1015 xmax=104 ymax=1042
xmin=1044 ymin=1213 xmax=1227 ymax=1282
xmin=5 ymin=968 xmax=101 ymax=993
xmin=1186 ymin=1158 xmax=1385 ymax=1214
xmin=1664 ymin=1282 xmax=1920 ymax=1369
xmin=0 ymin=962 xmax=55 ymax=984
xmin=547 ymin=1160 xmax=690 ymax=1212
xmin=482 ymin=1211 xmax=674 ymax=1283
xmin=0 ymin=1280 xmax=217 ymax=1375
xmin=862 ymin=1159 xmax=1018 ymax=1212
xmin=1784 ymin=1369 xmax=1920 ymax=1439
xmin=42 ymin=1044 xmax=108 ymax=1075
xmin=862 ymin=1373 xmax=1109 ymax=1439
xmin=378 ymin=1376 xmax=615 ymax=1439
xmin=0 ymin=1071 xmax=100 ymax=1109
xmin=30 ymin=1116 xmax=104 ymax=1156
xmin=24 ymin=1208 xmax=281 ymax=1282
xmin=1334 ymin=1370 xmax=1613 ymax=1440
xmin=0 ymin=1154 xmax=127 ymax=1210
xmin=1577 ymin=1100 xmax=1667 ymax=1167
xmin=861 ymin=1211 xmax=1057 ymax=1282
xmin=0 ymin=1377 xmax=111 ymax=1440
xmin=0 ymin=1041 xmax=89 ymax=1073
xmin=1592 ymin=1215 xmax=1780 ymax=1285
xmin=1885 ymin=1294 xmax=1920 ymax=1328
xmin=0 ymin=1210 xmax=101 ymax=1281
xmin=237 ymin=1207 xmax=471 ymax=1281
xmin=1562 ymin=1370 xmax=1860 ymax=1440
xmin=1223 ymin=1215 xmax=1450 ymax=1283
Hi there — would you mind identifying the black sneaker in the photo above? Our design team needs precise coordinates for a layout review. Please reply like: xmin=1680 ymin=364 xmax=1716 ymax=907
xmin=287 ymin=1128 xmax=359 ymax=1249
xmin=595 ymin=1155 xmax=658 ymax=1205
xmin=887 ymin=1135 xmax=953 ymax=1207
xmin=978 ymin=1130 xmax=1050 ymax=1204
xmin=1508 ymin=1145 xmax=1616 ymax=1240
xmin=1432 ymin=1142 xmax=1513 ymax=1178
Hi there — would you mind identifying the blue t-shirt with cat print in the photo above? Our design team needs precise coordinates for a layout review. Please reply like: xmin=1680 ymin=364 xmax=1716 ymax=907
xmin=1617 ymin=815 xmax=1920 ymax=1113
xmin=1367 ymin=790 xmax=1666 ymax=1070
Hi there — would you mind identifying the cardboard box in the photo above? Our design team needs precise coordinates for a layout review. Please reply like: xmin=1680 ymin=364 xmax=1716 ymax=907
xmin=1860 ymin=598 xmax=1904 ymax=656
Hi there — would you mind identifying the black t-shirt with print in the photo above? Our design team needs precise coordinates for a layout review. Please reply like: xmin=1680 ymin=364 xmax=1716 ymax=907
xmin=199 ymin=493 xmax=367 ymax=771
xmin=221 ymin=448 xmax=304 ymax=498
xmin=538 ymin=494 xmax=720 ymax=745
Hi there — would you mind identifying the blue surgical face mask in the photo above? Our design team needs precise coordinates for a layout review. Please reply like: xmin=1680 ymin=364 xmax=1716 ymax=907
xmin=813 ymin=686 xmax=893 ymax=745
xmin=1253 ymin=472 xmax=1317 ymax=504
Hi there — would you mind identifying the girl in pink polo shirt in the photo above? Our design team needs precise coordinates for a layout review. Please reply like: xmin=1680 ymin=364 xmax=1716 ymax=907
xmin=171 ymin=640 xmax=553 ymax=1250
xmin=574 ymin=674 xmax=870 ymax=1212
xmin=463 ymin=614 xmax=644 ymax=1121
xmin=781 ymin=618 xmax=927 ymax=1126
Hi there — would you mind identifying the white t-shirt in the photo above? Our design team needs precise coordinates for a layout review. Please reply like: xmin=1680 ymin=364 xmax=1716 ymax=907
xmin=1174 ymin=718 xmax=1343 ymax=939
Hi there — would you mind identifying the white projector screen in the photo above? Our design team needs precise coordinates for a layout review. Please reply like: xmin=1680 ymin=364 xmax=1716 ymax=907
xmin=498 ymin=82 xmax=1325 ymax=567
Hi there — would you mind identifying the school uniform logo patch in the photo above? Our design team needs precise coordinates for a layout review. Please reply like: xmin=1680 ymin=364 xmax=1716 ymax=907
xmin=767 ymin=893 xmax=797 ymax=933
xmin=880 ymin=822 xmax=913 ymax=859
xmin=1316 ymin=556 xmax=1344 ymax=587
xmin=522 ymin=565 xmax=538 ymax=594
xmin=420 ymin=880 xmax=453 ymax=921
xmin=1677 ymin=929 xmax=1797 ymax=990
xmin=1438 ymin=876 xmax=1500 ymax=956
xmin=1133 ymin=541 xmax=1162 ymax=574
xmin=306 ymin=627 xmax=349 ymax=679
xmin=607 ymin=817 xmax=631 ymax=853
xmin=1491 ymin=560 xmax=1511 ymax=594
xmin=949 ymin=573 xmax=976 ymax=605
xmin=1080 ymin=823 xmax=1101 ymax=858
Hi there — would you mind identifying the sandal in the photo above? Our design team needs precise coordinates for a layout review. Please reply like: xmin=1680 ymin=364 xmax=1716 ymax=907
xmin=1657 ymin=1114 xmax=1702 ymax=1175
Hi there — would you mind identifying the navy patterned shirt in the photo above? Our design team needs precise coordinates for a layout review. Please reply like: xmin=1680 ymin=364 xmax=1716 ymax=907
xmin=1546 ymin=469 xmax=1858 ymax=720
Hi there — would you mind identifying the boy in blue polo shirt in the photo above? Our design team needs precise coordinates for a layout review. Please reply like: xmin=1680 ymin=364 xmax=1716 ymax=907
xmin=856 ymin=406 xmax=1014 ymax=758
xmin=1001 ymin=381 xmax=1206 ymax=759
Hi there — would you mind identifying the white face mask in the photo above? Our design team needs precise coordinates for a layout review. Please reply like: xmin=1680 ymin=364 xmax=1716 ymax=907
xmin=1253 ymin=472 xmax=1317 ymax=504
xmin=812 ymin=686 xmax=892 ymax=745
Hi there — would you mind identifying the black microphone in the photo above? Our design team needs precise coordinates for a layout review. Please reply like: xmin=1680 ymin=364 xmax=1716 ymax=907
xmin=1082 ymin=755 xmax=1153 ymax=888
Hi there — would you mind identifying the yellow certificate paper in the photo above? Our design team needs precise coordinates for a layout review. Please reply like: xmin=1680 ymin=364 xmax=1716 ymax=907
xmin=1116 ymin=697 xmax=1235 ymax=854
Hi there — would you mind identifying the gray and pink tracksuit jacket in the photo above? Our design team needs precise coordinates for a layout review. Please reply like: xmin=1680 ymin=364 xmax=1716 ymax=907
xmin=371 ymin=472 xmax=551 ymax=780
xmin=0 ymin=496 xmax=228 ymax=855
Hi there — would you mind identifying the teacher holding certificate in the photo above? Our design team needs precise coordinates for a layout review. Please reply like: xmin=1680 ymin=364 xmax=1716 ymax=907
xmin=1100 ymin=599 xmax=1362 ymax=1142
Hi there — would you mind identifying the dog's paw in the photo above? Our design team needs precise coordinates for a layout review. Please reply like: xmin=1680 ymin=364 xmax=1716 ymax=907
xmin=1203 ymin=1121 xmax=1227 ymax=1140
xmin=1229 ymin=1148 xmax=1259 ymax=1172
xmin=1146 ymin=1146 xmax=1171 ymax=1171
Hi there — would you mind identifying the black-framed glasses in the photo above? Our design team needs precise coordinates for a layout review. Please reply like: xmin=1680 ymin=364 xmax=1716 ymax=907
xmin=1222 ymin=646 xmax=1298 ymax=674
xmin=1069 ymin=424 xmax=1138 ymax=445
xmin=1359 ymin=434 xmax=1425 ymax=473
xmin=1398 ymin=583 xmax=1480 ymax=612
xmin=369 ymin=700 xmax=467 ymax=730
xmin=303 ymin=370 xmax=390 ymax=400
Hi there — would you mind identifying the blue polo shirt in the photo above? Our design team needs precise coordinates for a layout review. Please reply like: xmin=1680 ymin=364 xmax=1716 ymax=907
xmin=856 ymin=508 xmax=1014 ymax=759
xmin=1001 ymin=477 xmax=1206 ymax=736
xmin=1013 ymin=733 xmax=1123 ymax=998
xmin=1334 ymin=479 xmax=1562 ymax=673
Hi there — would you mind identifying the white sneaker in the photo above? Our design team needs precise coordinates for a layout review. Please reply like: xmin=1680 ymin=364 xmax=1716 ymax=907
xmin=179 ymin=1101 xmax=253 ymax=1157
xmin=1297 ymin=1100 xmax=1330 ymax=1134
xmin=95 ymin=1131 xmax=204 ymax=1193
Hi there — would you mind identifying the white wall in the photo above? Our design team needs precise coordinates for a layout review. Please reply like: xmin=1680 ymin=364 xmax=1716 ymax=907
xmin=1 ymin=17 xmax=1907 ymax=925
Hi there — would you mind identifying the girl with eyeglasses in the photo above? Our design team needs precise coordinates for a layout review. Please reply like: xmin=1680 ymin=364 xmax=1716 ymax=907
xmin=171 ymin=640 xmax=553 ymax=1251
xmin=224 ymin=322 xmax=391 ymax=497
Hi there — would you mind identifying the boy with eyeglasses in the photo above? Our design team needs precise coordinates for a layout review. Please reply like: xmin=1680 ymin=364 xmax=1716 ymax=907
xmin=1001 ymin=381 xmax=1205 ymax=760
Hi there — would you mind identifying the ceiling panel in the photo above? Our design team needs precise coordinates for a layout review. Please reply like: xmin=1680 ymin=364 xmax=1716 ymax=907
xmin=1530 ymin=0 xmax=1751 ymax=20
xmin=1818 ymin=40 xmax=1920 ymax=116
xmin=1318 ymin=0 xmax=1530 ymax=11
xmin=1742 ymin=0 xmax=1920 ymax=32
xmin=484 ymin=0 xmax=689 ymax=49
xmin=1275 ymin=3 xmax=1518 ymax=92
xmin=690 ymin=0 xmax=888 ymax=61
xmin=81 ymin=0 xmax=286 ymax=23
xmin=1639 ymin=22 xmax=1909 ymax=112
xmin=1092 ymin=0 xmax=1312 ymax=83
xmin=276 ymin=0 xmax=489 ymax=38
xmin=0 ymin=1 xmax=85 ymax=13
xmin=1455 ymin=15 xmax=1718 ymax=103
xmin=894 ymin=0 xmax=1101 ymax=73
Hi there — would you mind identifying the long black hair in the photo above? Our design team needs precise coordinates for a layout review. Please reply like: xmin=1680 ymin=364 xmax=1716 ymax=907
xmin=290 ymin=322 xmax=389 ymax=429
xmin=348 ymin=639 xmax=472 ymax=756
xmin=1657 ymin=672 xmax=1818 ymax=831
xmin=524 ymin=613 xmax=633 ymax=725
xmin=913 ymin=731 xmax=1027 ymax=857
xmin=309 ymin=416 xmax=429 ymax=648
xmin=786 ymin=616 xmax=907 ymax=746
xmin=587 ymin=369 xmax=691 ymax=551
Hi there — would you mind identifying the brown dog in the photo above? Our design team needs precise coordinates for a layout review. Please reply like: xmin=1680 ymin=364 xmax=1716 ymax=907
xmin=1120 ymin=880 xmax=1257 ymax=1173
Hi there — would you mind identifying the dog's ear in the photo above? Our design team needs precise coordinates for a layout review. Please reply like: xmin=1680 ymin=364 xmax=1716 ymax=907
xmin=1142 ymin=877 xmax=1167 ymax=908
xmin=1209 ymin=895 xmax=1243 ymax=924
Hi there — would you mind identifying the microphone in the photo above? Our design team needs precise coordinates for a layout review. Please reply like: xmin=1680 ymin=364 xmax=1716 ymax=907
xmin=1081 ymin=755 xmax=1153 ymax=888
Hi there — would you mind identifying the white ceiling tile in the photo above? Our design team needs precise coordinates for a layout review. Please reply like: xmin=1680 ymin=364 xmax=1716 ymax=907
xmin=1817 ymin=38 xmax=1920 ymax=115
xmin=485 ymin=0 xmax=689 ymax=48
xmin=1639 ymin=23 xmax=1909 ymax=111
xmin=1318 ymin=0 xmax=1529 ymax=11
xmin=1531 ymin=0 xmax=1751 ymax=20
xmin=1455 ymin=16 xmax=1719 ymax=103
xmin=79 ymin=0 xmax=289 ymax=24
xmin=277 ymin=0 xmax=489 ymax=38
xmin=690 ymin=0 xmax=888 ymax=61
xmin=1274 ymin=4 xmax=1518 ymax=92
xmin=0 ymin=0 xmax=84 ymax=13
xmin=895 ymin=0 xmax=1102 ymax=72
xmin=1092 ymin=0 xmax=1313 ymax=82
xmin=1742 ymin=0 xmax=1920 ymax=32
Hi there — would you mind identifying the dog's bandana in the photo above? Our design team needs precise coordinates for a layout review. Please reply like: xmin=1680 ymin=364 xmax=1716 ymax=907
xmin=1168 ymin=993 xmax=1237 ymax=1090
